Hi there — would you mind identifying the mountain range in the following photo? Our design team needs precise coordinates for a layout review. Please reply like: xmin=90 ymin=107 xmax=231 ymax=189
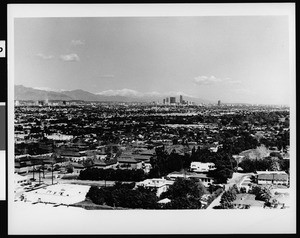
xmin=14 ymin=85 xmax=211 ymax=104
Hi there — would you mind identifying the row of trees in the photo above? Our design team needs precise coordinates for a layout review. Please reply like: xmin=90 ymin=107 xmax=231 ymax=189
xmin=86 ymin=178 xmax=207 ymax=209
xmin=79 ymin=168 xmax=146 ymax=182
xmin=239 ymin=157 xmax=289 ymax=173
xmin=86 ymin=182 xmax=158 ymax=209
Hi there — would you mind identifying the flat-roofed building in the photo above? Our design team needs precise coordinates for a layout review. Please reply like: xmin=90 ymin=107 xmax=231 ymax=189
xmin=190 ymin=162 xmax=216 ymax=173
xmin=170 ymin=97 xmax=176 ymax=104
xmin=135 ymin=178 xmax=174 ymax=197
xmin=23 ymin=184 xmax=91 ymax=205
xmin=166 ymin=171 xmax=214 ymax=187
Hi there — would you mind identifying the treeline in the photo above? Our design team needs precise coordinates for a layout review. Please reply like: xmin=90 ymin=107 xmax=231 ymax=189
xmin=239 ymin=157 xmax=289 ymax=173
xmin=78 ymin=168 xmax=146 ymax=182
xmin=86 ymin=178 xmax=207 ymax=209
xmin=86 ymin=182 xmax=158 ymax=209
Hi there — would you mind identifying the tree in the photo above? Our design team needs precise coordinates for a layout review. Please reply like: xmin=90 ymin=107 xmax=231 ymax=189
xmin=249 ymin=185 xmax=271 ymax=202
xmin=209 ymin=168 xmax=233 ymax=184
xmin=219 ymin=186 xmax=239 ymax=209
xmin=66 ymin=163 xmax=74 ymax=173
xmin=160 ymin=178 xmax=206 ymax=209
xmin=83 ymin=157 xmax=94 ymax=168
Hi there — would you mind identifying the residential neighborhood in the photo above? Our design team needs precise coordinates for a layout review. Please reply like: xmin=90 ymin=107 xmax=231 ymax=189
xmin=14 ymin=101 xmax=290 ymax=210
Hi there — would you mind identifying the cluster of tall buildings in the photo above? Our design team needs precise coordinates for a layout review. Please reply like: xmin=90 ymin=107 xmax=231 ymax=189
xmin=162 ymin=95 xmax=194 ymax=105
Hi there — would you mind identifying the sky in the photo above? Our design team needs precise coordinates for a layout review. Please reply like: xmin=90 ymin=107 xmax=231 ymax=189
xmin=14 ymin=16 xmax=291 ymax=105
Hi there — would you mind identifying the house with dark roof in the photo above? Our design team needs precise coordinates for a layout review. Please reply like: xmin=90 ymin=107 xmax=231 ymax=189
xmin=71 ymin=163 xmax=86 ymax=174
xmin=256 ymin=172 xmax=289 ymax=185
xmin=60 ymin=150 xmax=88 ymax=162
xmin=117 ymin=157 xmax=143 ymax=170
xmin=92 ymin=159 xmax=118 ymax=170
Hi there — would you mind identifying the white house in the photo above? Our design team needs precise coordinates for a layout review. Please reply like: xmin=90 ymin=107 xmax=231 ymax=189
xmin=14 ymin=174 xmax=28 ymax=196
xmin=15 ymin=173 xmax=28 ymax=188
xmin=190 ymin=162 xmax=216 ymax=173
xmin=166 ymin=171 xmax=214 ymax=187
xmin=46 ymin=133 xmax=74 ymax=141
xmin=135 ymin=178 xmax=174 ymax=197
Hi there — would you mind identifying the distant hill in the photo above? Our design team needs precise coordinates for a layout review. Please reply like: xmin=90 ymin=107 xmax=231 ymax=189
xmin=61 ymin=89 xmax=101 ymax=102
xmin=14 ymin=85 xmax=211 ymax=104
xmin=15 ymin=85 xmax=72 ymax=101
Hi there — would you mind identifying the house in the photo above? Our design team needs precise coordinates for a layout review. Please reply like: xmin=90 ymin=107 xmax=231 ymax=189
xmin=135 ymin=178 xmax=174 ymax=197
xmin=45 ymin=133 xmax=74 ymax=141
xmin=117 ymin=157 xmax=143 ymax=170
xmin=14 ymin=174 xmax=29 ymax=198
xmin=139 ymin=149 xmax=156 ymax=156
xmin=15 ymin=173 xmax=28 ymax=188
xmin=191 ymin=173 xmax=214 ymax=187
xmin=71 ymin=163 xmax=86 ymax=174
xmin=132 ymin=154 xmax=152 ymax=163
xmin=166 ymin=171 xmax=214 ymax=187
xmin=232 ymin=194 xmax=265 ymax=209
xmin=256 ymin=172 xmax=289 ymax=185
xmin=15 ymin=160 xmax=38 ymax=174
xmin=92 ymin=159 xmax=118 ymax=170
xmin=15 ymin=161 xmax=28 ymax=174
xmin=60 ymin=150 xmax=88 ymax=162
xmin=190 ymin=162 xmax=216 ymax=173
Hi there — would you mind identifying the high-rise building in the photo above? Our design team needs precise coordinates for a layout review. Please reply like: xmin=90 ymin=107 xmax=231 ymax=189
xmin=218 ymin=100 xmax=221 ymax=106
xmin=180 ymin=95 xmax=183 ymax=104
xmin=166 ymin=97 xmax=169 ymax=104
xmin=170 ymin=97 xmax=176 ymax=104
xmin=163 ymin=99 xmax=166 ymax=104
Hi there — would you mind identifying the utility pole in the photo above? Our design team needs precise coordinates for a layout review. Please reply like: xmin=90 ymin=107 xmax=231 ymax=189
xmin=51 ymin=162 xmax=54 ymax=185
xmin=42 ymin=162 xmax=45 ymax=178
xmin=32 ymin=165 xmax=35 ymax=181
xmin=38 ymin=168 xmax=41 ymax=184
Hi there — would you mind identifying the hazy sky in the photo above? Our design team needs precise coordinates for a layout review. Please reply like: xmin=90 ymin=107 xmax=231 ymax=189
xmin=14 ymin=16 xmax=291 ymax=105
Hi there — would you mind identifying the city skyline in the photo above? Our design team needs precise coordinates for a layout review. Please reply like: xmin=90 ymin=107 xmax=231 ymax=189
xmin=14 ymin=16 xmax=291 ymax=106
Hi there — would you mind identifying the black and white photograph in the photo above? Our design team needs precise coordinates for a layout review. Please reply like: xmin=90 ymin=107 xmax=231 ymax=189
xmin=7 ymin=3 xmax=296 ymax=235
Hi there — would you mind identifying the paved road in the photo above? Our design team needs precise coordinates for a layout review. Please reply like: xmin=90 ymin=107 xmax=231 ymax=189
xmin=225 ymin=172 xmax=254 ymax=190
xmin=206 ymin=173 xmax=254 ymax=209
xmin=58 ymin=179 xmax=116 ymax=187
xmin=206 ymin=191 xmax=224 ymax=209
